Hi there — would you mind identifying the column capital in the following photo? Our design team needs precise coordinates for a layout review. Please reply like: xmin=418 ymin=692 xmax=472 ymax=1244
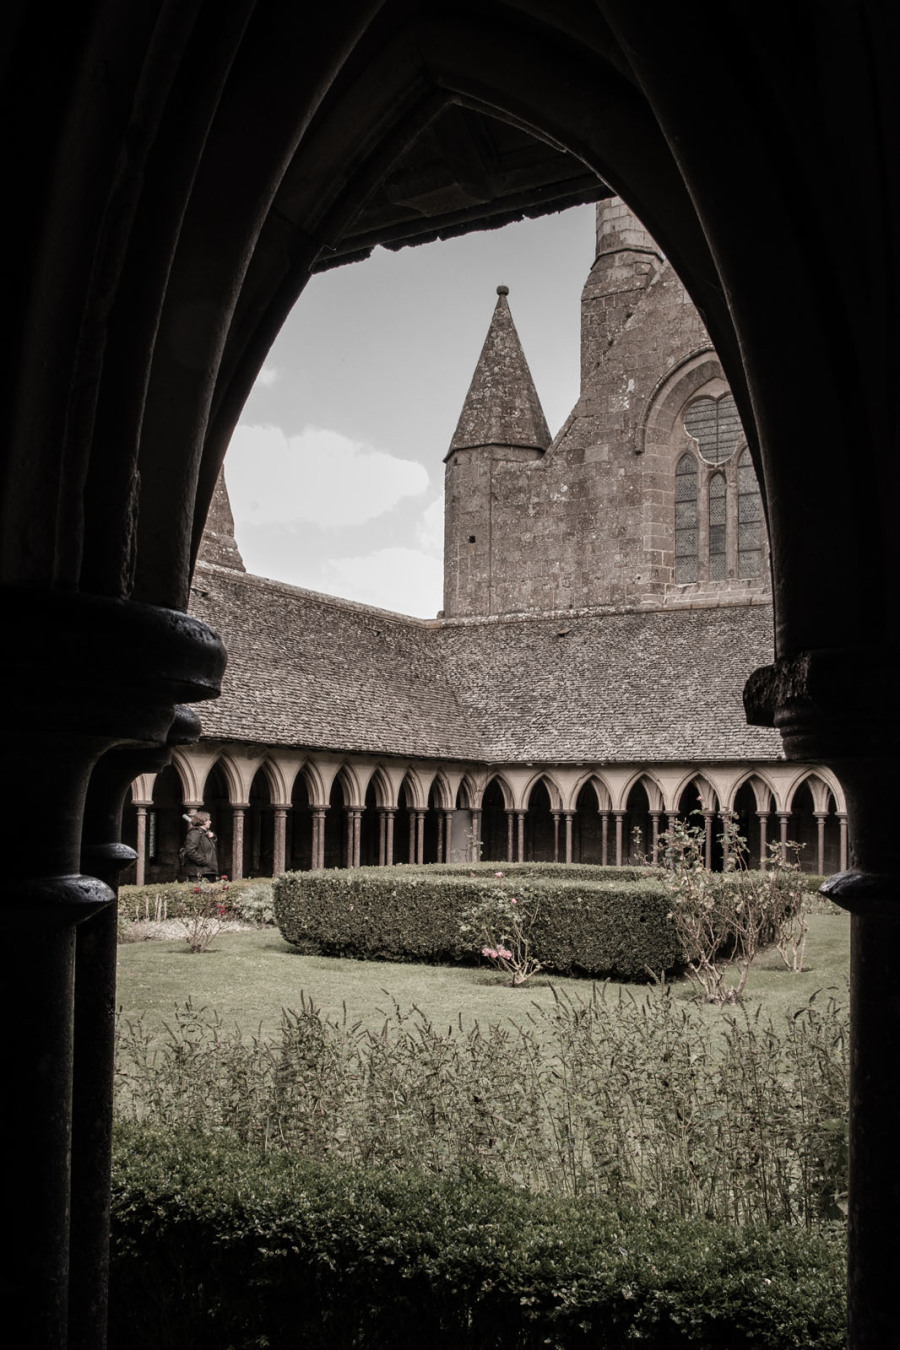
xmin=744 ymin=645 xmax=900 ymax=760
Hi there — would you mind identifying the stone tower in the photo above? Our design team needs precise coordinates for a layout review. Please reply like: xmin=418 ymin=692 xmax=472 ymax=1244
xmin=443 ymin=199 xmax=769 ymax=619
xmin=443 ymin=285 xmax=552 ymax=617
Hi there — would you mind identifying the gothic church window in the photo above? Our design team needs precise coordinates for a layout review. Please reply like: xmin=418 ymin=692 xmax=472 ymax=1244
xmin=677 ymin=392 xmax=766 ymax=584
xmin=674 ymin=454 xmax=699 ymax=583
xmin=737 ymin=450 xmax=763 ymax=577
xmin=708 ymin=474 xmax=727 ymax=580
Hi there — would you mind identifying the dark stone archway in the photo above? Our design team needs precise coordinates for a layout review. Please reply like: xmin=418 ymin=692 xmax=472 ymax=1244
xmin=5 ymin=4 xmax=900 ymax=1342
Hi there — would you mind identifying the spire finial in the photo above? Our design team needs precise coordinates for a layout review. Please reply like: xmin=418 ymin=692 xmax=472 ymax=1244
xmin=496 ymin=284 xmax=509 ymax=296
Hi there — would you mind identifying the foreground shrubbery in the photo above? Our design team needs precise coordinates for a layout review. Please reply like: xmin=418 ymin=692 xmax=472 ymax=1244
xmin=109 ymin=1122 xmax=846 ymax=1350
xmin=275 ymin=866 xmax=682 ymax=980
xmin=116 ymin=983 xmax=849 ymax=1225
xmin=118 ymin=878 xmax=275 ymax=933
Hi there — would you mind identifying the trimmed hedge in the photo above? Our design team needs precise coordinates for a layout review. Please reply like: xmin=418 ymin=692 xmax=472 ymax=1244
xmin=274 ymin=865 xmax=682 ymax=980
xmin=109 ymin=1123 xmax=846 ymax=1350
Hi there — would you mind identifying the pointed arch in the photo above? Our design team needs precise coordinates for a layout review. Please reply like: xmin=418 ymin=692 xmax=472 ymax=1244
xmin=616 ymin=770 xmax=664 ymax=813
xmin=168 ymin=749 xmax=200 ymax=803
xmin=475 ymin=772 xmax=513 ymax=811
xmin=674 ymin=452 xmax=699 ymax=584
xmin=724 ymin=769 xmax=776 ymax=814
xmin=523 ymin=770 xmax=563 ymax=812
xmin=786 ymin=769 xmax=838 ymax=814
xmin=290 ymin=759 xmax=327 ymax=808
xmin=737 ymin=448 xmax=764 ymax=578
xmin=569 ymin=771 xmax=613 ymax=813
xmin=398 ymin=767 xmax=426 ymax=812
xmin=423 ymin=768 xmax=453 ymax=811
xmin=363 ymin=765 xmax=393 ymax=811
xmin=671 ymin=770 xmax=718 ymax=815
xmin=336 ymin=761 xmax=364 ymax=810
xmin=708 ymin=471 xmax=727 ymax=580
xmin=200 ymin=753 xmax=242 ymax=805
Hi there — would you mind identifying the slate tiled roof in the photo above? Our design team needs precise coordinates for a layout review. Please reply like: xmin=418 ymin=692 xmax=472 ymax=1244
xmin=190 ymin=562 xmax=784 ymax=764
xmin=189 ymin=566 xmax=483 ymax=760
xmin=430 ymin=605 xmax=784 ymax=762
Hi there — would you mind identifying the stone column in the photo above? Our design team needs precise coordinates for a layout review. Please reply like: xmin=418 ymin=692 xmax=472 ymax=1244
xmin=469 ymin=808 xmax=481 ymax=863
xmin=415 ymin=810 xmax=425 ymax=864
xmin=231 ymin=805 xmax=247 ymax=880
xmin=703 ymin=811 xmax=715 ymax=869
xmin=601 ymin=811 xmax=609 ymax=866
xmin=384 ymin=809 xmax=395 ymax=866
xmin=614 ymin=812 xmax=625 ymax=866
xmin=73 ymin=716 xmax=198 ymax=1350
xmin=134 ymin=805 xmax=148 ymax=885
xmin=778 ymin=812 xmax=791 ymax=863
xmin=516 ymin=810 xmax=525 ymax=863
xmin=745 ymin=648 xmax=900 ymax=1347
xmin=552 ymin=811 xmax=560 ymax=862
xmin=272 ymin=806 xmax=288 ymax=877
xmin=564 ymin=811 xmax=574 ymax=864
xmin=506 ymin=810 xmax=515 ymax=863
xmin=377 ymin=810 xmax=386 ymax=866
xmin=815 ymin=811 xmax=828 ymax=875
xmin=353 ymin=808 xmax=363 ymax=868
xmin=443 ymin=811 xmax=453 ymax=862
xmin=752 ymin=811 xmax=767 ymax=870
xmin=839 ymin=812 xmax=849 ymax=872
xmin=407 ymin=811 xmax=415 ymax=864
xmin=650 ymin=812 xmax=661 ymax=865
xmin=436 ymin=811 xmax=444 ymax=863
xmin=312 ymin=809 xmax=327 ymax=870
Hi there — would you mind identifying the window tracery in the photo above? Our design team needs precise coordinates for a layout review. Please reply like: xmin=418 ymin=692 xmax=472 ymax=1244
xmin=675 ymin=392 xmax=766 ymax=585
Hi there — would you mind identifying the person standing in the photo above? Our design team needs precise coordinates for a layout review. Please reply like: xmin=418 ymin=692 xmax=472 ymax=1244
xmin=181 ymin=810 xmax=219 ymax=881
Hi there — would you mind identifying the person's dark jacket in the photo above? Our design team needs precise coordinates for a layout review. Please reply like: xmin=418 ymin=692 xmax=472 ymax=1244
xmin=183 ymin=825 xmax=218 ymax=878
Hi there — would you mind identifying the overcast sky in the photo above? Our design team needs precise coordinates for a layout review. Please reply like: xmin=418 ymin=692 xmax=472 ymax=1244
xmin=225 ymin=203 xmax=597 ymax=617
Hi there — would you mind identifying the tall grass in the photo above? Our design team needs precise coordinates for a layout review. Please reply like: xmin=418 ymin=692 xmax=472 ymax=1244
xmin=116 ymin=981 xmax=848 ymax=1227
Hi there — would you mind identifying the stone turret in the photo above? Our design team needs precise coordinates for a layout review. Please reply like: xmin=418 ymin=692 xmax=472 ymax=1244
xmin=580 ymin=197 xmax=664 ymax=390
xmin=447 ymin=285 xmax=551 ymax=456
xmin=443 ymin=286 xmax=550 ymax=617
xmin=197 ymin=468 xmax=245 ymax=572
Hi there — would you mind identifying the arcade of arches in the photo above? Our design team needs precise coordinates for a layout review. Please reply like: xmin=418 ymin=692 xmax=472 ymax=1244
xmin=128 ymin=749 xmax=846 ymax=883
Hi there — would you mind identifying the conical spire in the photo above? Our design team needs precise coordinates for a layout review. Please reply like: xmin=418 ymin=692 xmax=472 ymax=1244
xmin=198 ymin=467 xmax=245 ymax=571
xmin=449 ymin=286 xmax=551 ymax=454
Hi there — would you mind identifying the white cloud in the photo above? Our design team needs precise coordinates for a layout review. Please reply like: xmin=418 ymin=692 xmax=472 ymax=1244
xmin=255 ymin=365 xmax=282 ymax=388
xmin=322 ymin=548 xmax=444 ymax=618
xmin=226 ymin=424 xmax=429 ymax=528
xmin=415 ymin=495 xmax=444 ymax=557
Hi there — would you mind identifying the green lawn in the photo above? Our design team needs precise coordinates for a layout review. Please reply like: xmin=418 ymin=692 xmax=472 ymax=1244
xmin=116 ymin=907 xmax=850 ymax=1039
